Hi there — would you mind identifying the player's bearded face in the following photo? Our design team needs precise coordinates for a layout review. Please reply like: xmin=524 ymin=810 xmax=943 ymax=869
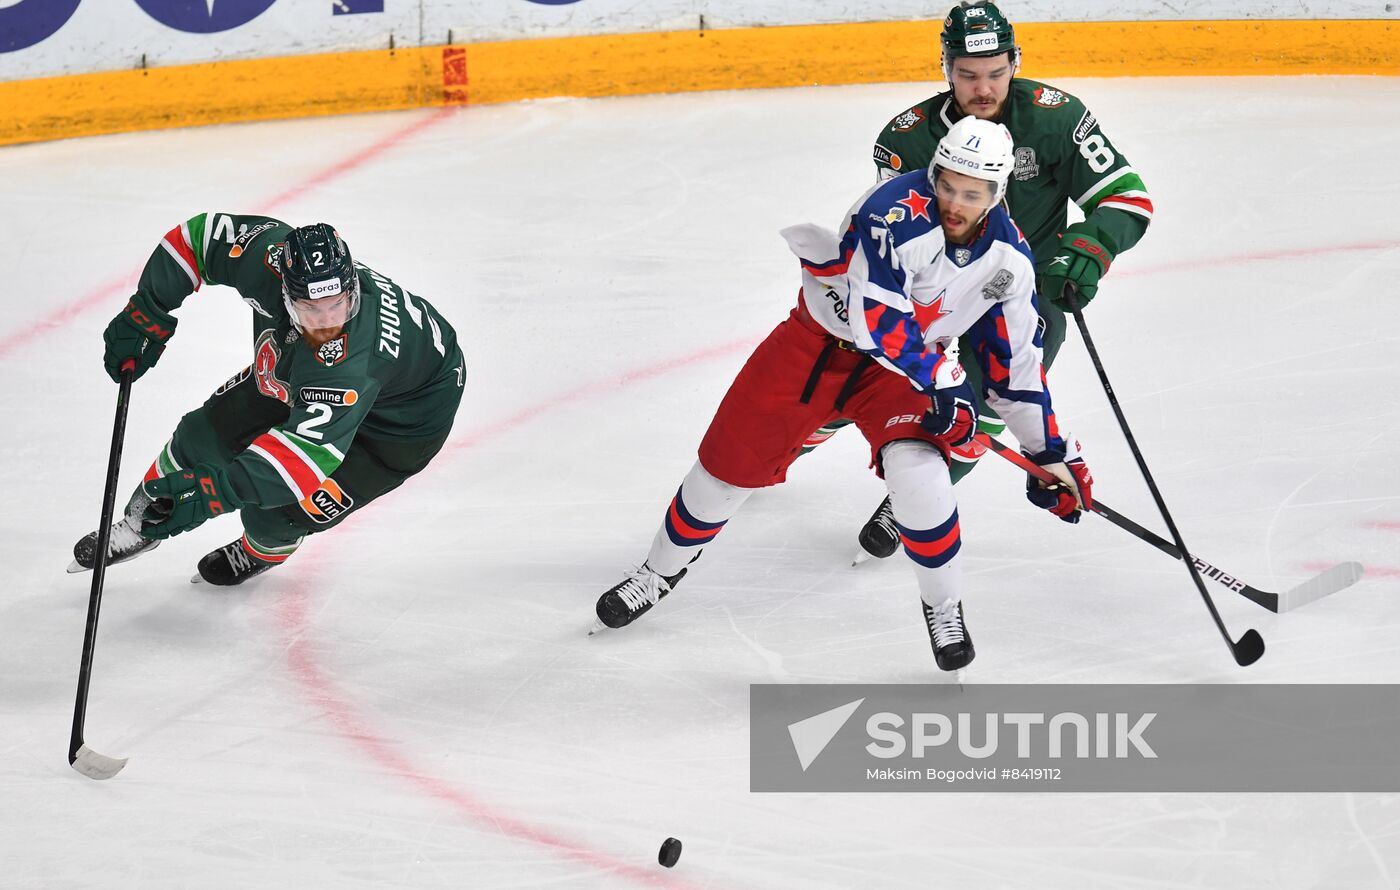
xmin=935 ymin=169 xmax=998 ymax=242
xmin=948 ymin=55 xmax=1013 ymax=120
xmin=292 ymin=293 xmax=350 ymax=346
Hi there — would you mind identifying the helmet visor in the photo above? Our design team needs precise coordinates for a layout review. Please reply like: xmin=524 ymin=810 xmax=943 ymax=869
xmin=285 ymin=277 xmax=359 ymax=332
xmin=932 ymin=167 xmax=1002 ymax=214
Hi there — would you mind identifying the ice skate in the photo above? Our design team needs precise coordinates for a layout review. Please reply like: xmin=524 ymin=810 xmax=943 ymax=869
xmin=68 ymin=487 xmax=161 ymax=573
xmin=923 ymin=599 xmax=975 ymax=672
xmin=853 ymin=496 xmax=899 ymax=564
xmin=590 ymin=564 xmax=687 ymax=634
xmin=192 ymin=539 xmax=279 ymax=586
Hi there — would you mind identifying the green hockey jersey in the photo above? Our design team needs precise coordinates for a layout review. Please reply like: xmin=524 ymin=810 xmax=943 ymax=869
xmin=872 ymin=78 xmax=1153 ymax=270
xmin=135 ymin=212 xmax=465 ymax=508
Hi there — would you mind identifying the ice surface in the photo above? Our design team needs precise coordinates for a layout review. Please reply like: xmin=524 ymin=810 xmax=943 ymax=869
xmin=1 ymin=77 xmax=1398 ymax=888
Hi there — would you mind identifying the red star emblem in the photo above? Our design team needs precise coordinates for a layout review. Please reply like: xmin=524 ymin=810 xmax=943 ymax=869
xmin=897 ymin=189 xmax=932 ymax=222
xmin=913 ymin=290 xmax=953 ymax=329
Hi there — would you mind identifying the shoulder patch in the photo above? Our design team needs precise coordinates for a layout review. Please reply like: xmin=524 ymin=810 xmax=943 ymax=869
xmin=890 ymin=107 xmax=925 ymax=132
xmin=229 ymin=221 xmax=279 ymax=259
xmin=873 ymin=142 xmax=904 ymax=171
xmin=1033 ymin=86 xmax=1069 ymax=108
xmin=1073 ymin=110 xmax=1098 ymax=145
xmin=264 ymin=243 xmax=285 ymax=278
xmin=981 ymin=269 xmax=1015 ymax=301
xmin=1013 ymin=146 xmax=1039 ymax=181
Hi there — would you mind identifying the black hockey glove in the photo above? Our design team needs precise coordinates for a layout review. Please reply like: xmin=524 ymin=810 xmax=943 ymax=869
xmin=140 ymin=464 xmax=243 ymax=539
xmin=103 ymin=293 xmax=177 ymax=383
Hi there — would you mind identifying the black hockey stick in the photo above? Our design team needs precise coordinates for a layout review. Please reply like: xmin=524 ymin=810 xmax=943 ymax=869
xmin=69 ymin=359 xmax=136 ymax=780
xmin=1060 ymin=285 xmax=1264 ymax=666
xmin=981 ymin=436 xmax=1364 ymax=613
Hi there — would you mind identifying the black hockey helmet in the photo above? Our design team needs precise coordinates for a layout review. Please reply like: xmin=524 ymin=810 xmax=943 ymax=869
xmin=941 ymin=2 xmax=1020 ymax=76
xmin=279 ymin=223 xmax=360 ymax=331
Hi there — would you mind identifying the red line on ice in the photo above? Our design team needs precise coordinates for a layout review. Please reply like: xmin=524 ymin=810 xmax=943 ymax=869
xmin=273 ymin=338 xmax=752 ymax=886
xmin=0 ymin=107 xmax=456 ymax=363
xmin=275 ymin=577 xmax=713 ymax=888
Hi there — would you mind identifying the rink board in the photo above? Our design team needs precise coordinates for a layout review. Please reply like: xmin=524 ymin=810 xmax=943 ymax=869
xmin=2 ymin=18 xmax=1398 ymax=146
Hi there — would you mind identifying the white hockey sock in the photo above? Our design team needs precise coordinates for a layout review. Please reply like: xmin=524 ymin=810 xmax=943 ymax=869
xmin=880 ymin=440 xmax=964 ymax=608
xmin=644 ymin=461 xmax=754 ymax=578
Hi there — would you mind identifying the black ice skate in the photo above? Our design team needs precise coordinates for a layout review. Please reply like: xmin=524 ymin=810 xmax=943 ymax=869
xmin=589 ymin=564 xmax=687 ymax=634
xmin=68 ymin=487 xmax=161 ymax=573
xmin=853 ymin=496 xmax=899 ymax=564
xmin=193 ymin=539 xmax=279 ymax=586
xmin=923 ymin=599 xmax=975 ymax=672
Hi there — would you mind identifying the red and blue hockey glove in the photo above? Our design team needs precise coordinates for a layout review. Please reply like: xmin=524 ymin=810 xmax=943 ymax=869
xmin=1024 ymin=451 xmax=1093 ymax=524
xmin=104 ymin=292 xmax=177 ymax=383
xmin=140 ymin=464 xmax=243 ymax=539
xmin=919 ymin=356 xmax=977 ymax=449
xmin=1042 ymin=222 xmax=1114 ymax=312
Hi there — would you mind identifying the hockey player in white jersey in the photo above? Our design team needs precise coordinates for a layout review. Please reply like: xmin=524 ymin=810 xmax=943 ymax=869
xmin=592 ymin=117 xmax=1093 ymax=672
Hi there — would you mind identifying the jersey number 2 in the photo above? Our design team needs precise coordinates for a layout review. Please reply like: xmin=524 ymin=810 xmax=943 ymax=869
xmin=296 ymin=403 xmax=334 ymax=441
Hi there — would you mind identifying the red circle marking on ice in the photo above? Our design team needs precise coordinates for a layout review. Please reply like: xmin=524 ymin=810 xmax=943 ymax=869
xmin=272 ymin=338 xmax=754 ymax=887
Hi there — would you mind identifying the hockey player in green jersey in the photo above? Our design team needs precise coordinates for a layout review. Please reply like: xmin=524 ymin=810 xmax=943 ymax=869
xmin=72 ymin=215 xmax=465 ymax=585
xmin=846 ymin=0 xmax=1153 ymax=559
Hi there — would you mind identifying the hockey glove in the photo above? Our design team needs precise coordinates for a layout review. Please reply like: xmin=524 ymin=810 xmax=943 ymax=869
xmin=919 ymin=356 xmax=977 ymax=449
xmin=140 ymin=463 xmax=243 ymax=540
xmin=104 ymin=293 xmax=177 ymax=383
xmin=1024 ymin=452 xmax=1093 ymax=524
xmin=1042 ymin=223 xmax=1114 ymax=312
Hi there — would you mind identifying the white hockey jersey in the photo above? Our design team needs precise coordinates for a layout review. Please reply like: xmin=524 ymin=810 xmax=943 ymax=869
xmin=781 ymin=169 xmax=1074 ymax=458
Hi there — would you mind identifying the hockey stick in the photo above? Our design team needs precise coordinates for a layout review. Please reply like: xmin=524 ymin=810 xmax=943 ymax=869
xmin=69 ymin=359 xmax=136 ymax=780
xmin=1061 ymin=286 xmax=1264 ymax=666
xmin=981 ymin=436 xmax=1364 ymax=613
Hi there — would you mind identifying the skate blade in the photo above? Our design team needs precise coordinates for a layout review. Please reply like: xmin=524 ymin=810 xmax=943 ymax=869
xmin=587 ymin=618 xmax=610 ymax=636
xmin=66 ymin=560 xmax=88 ymax=574
xmin=190 ymin=572 xmax=205 ymax=584
xmin=851 ymin=549 xmax=872 ymax=567
xmin=955 ymin=668 xmax=967 ymax=691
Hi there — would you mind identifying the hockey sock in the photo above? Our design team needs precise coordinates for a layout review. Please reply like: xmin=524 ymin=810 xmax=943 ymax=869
xmin=644 ymin=461 xmax=753 ymax=577
xmin=880 ymin=440 xmax=963 ymax=608
xmin=240 ymin=532 xmax=302 ymax=565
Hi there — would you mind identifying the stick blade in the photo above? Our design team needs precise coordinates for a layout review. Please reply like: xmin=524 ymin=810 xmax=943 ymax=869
xmin=1280 ymin=562 xmax=1365 ymax=613
xmin=70 ymin=744 xmax=128 ymax=780
xmin=1232 ymin=629 xmax=1266 ymax=667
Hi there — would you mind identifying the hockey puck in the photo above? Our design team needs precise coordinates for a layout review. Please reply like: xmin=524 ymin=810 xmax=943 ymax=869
xmin=658 ymin=837 xmax=682 ymax=868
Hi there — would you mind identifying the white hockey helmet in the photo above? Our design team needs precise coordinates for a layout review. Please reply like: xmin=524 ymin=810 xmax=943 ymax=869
xmin=929 ymin=115 xmax=1016 ymax=208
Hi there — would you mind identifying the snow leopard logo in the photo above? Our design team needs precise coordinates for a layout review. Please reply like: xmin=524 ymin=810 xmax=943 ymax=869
xmin=316 ymin=334 xmax=347 ymax=367
xmin=891 ymin=108 xmax=925 ymax=132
